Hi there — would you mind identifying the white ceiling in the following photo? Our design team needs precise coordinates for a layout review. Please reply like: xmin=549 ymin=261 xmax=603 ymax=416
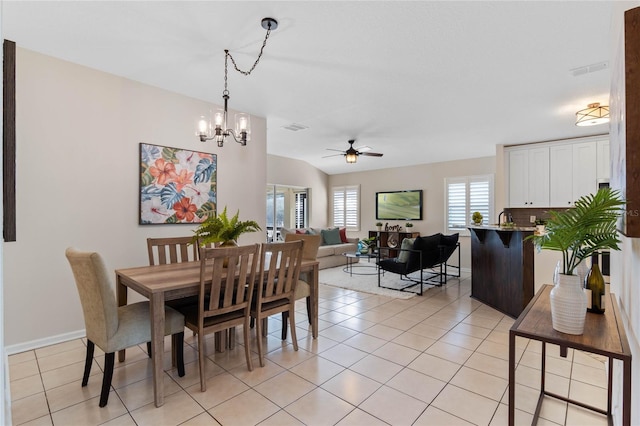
xmin=3 ymin=1 xmax=618 ymax=175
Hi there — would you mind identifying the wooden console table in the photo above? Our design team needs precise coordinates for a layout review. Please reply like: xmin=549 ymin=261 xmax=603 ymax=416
xmin=508 ymin=285 xmax=632 ymax=425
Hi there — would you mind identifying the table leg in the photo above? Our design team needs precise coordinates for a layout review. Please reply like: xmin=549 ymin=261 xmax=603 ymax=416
xmin=508 ymin=330 xmax=515 ymax=426
xmin=311 ymin=263 xmax=319 ymax=339
xmin=150 ymin=293 xmax=165 ymax=407
xmin=116 ymin=274 xmax=128 ymax=363
xmin=623 ymin=357 xmax=631 ymax=426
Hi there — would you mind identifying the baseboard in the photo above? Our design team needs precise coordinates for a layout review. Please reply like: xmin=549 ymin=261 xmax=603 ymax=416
xmin=5 ymin=329 xmax=86 ymax=356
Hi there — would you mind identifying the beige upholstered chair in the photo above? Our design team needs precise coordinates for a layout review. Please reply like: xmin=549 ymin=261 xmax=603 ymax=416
xmin=182 ymin=244 xmax=260 ymax=391
xmin=65 ymin=248 xmax=185 ymax=407
xmin=282 ymin=233 xmax=321 ymax=339
xmin=252 ymin=240 xmax=304 ymax=366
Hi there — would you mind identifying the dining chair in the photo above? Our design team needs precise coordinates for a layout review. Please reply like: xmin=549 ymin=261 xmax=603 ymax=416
xmin=182 ymin=243 xmax=260 ymax=391
xmin=147 ymin=236 xmax=198 ymax=265
xmin=65 ymin=248 xmax=185 ymax=407
xmin=282 ymin=233 xmax=321 ymax=339
xmin=252 ymin=240 xmax=304 ymax=367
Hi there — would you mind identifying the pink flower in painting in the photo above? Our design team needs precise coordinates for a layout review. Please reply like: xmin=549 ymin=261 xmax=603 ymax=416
xmin=173 ymin=197 xmax=197 ymax=222
xmin=149 ymin=159 xmax=177 ymax=185
xmin=173 ymin=169 xmax=195 ymax=192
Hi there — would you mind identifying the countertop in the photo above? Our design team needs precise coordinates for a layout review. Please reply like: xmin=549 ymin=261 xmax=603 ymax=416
xmin=468 ymin=225 xmax=536 ymax=232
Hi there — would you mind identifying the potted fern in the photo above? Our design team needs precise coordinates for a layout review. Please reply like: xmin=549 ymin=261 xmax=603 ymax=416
xmin=526 ymin=188 xmax=624 ymax=334
xmin=193 ymin=206 xmax=261 ymax=247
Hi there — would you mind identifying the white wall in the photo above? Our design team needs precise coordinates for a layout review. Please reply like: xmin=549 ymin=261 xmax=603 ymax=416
xmin=3 ymin=48 xmax=267 ymax=350
xmin=328 ymin=156 xmax=496 ymax=271
xmin=610 ymin=3 xmax=640 ymax=425
xmin=267 ymin=154 xmax=329 ymax=228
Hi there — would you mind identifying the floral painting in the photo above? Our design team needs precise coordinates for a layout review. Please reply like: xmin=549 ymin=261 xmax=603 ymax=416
xmin=139 ymin=143 xmax=216 ymax=224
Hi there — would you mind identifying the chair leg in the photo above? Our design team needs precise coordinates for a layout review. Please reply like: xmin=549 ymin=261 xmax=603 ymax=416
xmin=99 ymin=352 xmax=115 ymax=407
xmin=255 ymin=315 xmax=265 ymax=367
xmin=243 ymin=317 xmax=253 ymax=371
xmin=197 ymin=331 xmax=206 ymax=392
xmin=82 ymin=340 xmax=95 ymax=387
xmin=281 ymin=312 xmax=289 ymax=340
xmin=288 ymin=305 xmax=299 ymax=351
xmin=306 ymin=297 xmax=312 ymax=324
xmin=146 ymin=341 xmax=152 ymax=358
xmin=262 ymin=318 xmax=268 ymax=337
xmin=228 ymin=327 xmax=236 ymax=349
xmin=174 ymin=332 xmax=185 ymax=377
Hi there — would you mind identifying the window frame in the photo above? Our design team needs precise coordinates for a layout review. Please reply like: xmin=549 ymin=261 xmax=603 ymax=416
xmin=445 ymin=174 xmax=494 ymax=235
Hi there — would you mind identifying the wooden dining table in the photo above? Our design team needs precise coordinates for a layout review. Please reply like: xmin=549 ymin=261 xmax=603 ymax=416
xmin=115 ymin=257 xmax=319 ymax=407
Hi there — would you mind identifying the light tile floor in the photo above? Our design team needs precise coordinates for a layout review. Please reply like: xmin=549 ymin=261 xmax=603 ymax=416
xmin=9 ymin=272 xmax=610 ymax=425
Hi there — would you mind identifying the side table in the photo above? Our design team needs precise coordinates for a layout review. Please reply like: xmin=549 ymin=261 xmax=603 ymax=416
xmin=508 ymin=284 xmax=632 ymax=425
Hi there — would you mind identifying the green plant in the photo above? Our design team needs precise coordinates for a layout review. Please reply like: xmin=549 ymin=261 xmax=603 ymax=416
xmin=526 ymin=188 xmax=624 ymax=275
xmin=405 ymin=222 xmax=413 ymax=228
xmin=535 ymin=218 xmax=547 ymax=226
xmin=193 ymin=206 xmax=261 ymax=245
xmin=375 ymin=222 xmax=383 ymax=227
xmin=472 ymin=211 xmax=483 ymax=223
xmin=361 ymin=236 xmax=378 ymax=248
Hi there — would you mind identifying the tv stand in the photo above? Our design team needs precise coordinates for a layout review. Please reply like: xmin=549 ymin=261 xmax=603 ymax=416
xmin=369 ymin=230 xmax=419 ymax=258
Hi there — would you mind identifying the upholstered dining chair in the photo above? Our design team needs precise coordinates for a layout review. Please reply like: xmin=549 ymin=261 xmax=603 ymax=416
xmin=182 ymin=243 xmax=260 ymax=391
xmin=65 ymin=248 xmax=185 ymax=407
xmin=252 ymin=240 xmax=304 ymax=367
xmin=282 ymin=233 xmax=321 ymax=339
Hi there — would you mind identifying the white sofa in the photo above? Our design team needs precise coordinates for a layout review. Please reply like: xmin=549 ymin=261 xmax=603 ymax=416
xmin=280 ymin=227 xmax=359 ymax=270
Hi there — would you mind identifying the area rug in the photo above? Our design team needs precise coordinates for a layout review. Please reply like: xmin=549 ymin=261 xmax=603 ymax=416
xmin=318 ymin=265 xmax=434 ymax=299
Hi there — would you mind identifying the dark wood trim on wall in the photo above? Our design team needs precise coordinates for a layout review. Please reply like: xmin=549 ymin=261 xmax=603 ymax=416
xmin=625 ymin=8 xmax=640 ymax=237
xmin=3 ymin=39 xmax=17 ymax=242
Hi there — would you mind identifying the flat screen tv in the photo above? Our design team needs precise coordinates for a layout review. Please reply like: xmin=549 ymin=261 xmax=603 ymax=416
xmin=376 ymin=190 xmax=423 ymax=221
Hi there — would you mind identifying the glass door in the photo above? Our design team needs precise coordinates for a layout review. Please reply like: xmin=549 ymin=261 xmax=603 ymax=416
xmin=266 ymin=185 xmax=309 ymax=242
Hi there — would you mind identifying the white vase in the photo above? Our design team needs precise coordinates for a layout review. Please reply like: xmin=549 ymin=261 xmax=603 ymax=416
xmin=550 ymin=273 xmax=587 ymax=335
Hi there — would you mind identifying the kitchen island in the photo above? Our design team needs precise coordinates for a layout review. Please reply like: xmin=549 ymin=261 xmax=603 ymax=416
xmin=469 ymin=225 xmax=535 ymax=318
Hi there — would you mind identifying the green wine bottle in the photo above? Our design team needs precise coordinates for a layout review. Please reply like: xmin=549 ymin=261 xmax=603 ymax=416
xmin=585 ymin=263 xmax=605 ymax=314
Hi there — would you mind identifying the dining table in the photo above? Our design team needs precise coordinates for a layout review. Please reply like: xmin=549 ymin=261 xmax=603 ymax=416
xmin=115 ymin=257 xmax=319 ymax=407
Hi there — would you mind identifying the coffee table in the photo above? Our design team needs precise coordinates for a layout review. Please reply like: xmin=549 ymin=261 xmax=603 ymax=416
xmin=342 ymin=252 xmax=378 ymax=276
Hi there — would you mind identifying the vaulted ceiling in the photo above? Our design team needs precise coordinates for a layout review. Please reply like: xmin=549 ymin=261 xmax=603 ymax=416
xmin=3 ymin=1 xmax=615 ymax=174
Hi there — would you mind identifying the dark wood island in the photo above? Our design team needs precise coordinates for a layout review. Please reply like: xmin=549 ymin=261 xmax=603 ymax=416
xmin=469 ymin=226 xmax=534 ymax=318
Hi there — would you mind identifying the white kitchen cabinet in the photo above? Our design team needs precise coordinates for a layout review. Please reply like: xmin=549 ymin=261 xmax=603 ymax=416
xmin=597 ymin=139 xmax=610 ymax=180
xmin=508 ymin=146 xmax=549 ymax=207
xmin=549 ymin=142 xmax=597 ymax=207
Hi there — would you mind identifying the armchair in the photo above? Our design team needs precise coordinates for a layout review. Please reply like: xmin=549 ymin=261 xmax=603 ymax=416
xmin=377 ymin=233 xmax=460 ymax=295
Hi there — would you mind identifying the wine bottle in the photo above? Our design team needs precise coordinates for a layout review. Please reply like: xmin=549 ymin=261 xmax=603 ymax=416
xmin=585 ymin=263 xmax=605 ymax=314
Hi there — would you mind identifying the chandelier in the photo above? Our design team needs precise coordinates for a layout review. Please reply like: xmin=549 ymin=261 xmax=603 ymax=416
xmin=575 ymin=102 xmax=610 ymax=126
xmin=197 ymin=17 xmax=278 ymax=146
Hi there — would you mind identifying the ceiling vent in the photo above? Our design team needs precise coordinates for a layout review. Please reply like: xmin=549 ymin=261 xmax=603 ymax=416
xmin=570 ymin=61 xmax=608 ymax=77
xmin=282 ymin=123 xmax=309 ymax=131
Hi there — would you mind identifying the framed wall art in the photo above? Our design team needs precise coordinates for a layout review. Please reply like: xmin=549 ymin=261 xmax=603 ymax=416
xmin=139 ymin=143 xmax=217 ymax=224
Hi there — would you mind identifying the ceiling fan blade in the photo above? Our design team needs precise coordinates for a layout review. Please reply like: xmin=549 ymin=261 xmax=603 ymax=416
xmin=326 ymin=148 xmax=345 ymax=153
xmin=322 ymin=153 xmax=344 ymax=158
xmin=355 ymin=145 xmax=371 ymax=152
xmin=360 ymin=152 xmax=383 ymax=157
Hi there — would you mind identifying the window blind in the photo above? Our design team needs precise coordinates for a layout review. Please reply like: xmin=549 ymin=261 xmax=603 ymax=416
xmin=332 ymin=185 xmax=360 ymax=230
xmin=445 ymin=175 xmax=493 ymax=232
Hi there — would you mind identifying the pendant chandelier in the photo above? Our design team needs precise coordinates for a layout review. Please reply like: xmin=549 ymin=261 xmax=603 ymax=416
xmin=197 ymin=17 xmax=278 ymax=146
xmin=575 ymin=102 xmax=610 ymax=126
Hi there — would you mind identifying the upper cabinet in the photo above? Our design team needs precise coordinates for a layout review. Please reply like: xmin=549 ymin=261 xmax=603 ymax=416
xmin=508 ymin=147 xmax=549 ymax=207
xmin=506 ymin=137 xmax=606 ymax=208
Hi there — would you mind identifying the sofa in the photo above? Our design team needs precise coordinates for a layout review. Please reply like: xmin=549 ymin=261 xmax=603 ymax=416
xmin=280 ymin=227 xmax=358 ymax=270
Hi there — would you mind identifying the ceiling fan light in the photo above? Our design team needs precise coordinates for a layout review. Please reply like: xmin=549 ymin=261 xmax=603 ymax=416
xmin=345 ymin=152 xmax=358 ymax=163
xmin=576 ymin=102 xmax=610 ymax=126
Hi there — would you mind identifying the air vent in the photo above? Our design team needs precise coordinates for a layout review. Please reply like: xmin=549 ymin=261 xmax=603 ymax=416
xmin=282 ymin=123 xmax=309 ymax=132
xmin=570 ymin=61 xmax=608 ymax=77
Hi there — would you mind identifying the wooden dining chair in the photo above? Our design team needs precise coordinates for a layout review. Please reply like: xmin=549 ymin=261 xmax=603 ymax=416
xmin=65 ymin=248 xmax=185 ymax=407
xmin=182 ymin=243 xmax=260 ymax=391
xmin=252 ymin=240 xmax=304 ymax=367
xmin=282 ymin=233 xmax=321 ymax=339
xmin=147 ymin=236 xmax=198 ymax=265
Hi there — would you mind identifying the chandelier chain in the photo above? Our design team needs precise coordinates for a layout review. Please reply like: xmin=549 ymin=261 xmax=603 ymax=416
xmin=225 ymin=25 xmax=273 ymax=77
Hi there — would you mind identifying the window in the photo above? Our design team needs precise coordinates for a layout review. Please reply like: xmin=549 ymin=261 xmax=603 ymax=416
xmin=445 ymin=175 xmax=493 ymax=233
xmin=332 ymin=185 xmax=360 ymax=230
xmin=295 ymin=191 xmax=307 ymax=229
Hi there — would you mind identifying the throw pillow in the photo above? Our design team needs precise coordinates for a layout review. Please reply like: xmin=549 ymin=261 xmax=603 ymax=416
xmin=296 ymin=229 xmax=306 ymax=234
xmin=339 ymin=227 xmax=348 ymax=243
xmin=321 ymin=228 xmax=342 ymax=245
xmin=397 ymin=238 xmax=415 ymax=263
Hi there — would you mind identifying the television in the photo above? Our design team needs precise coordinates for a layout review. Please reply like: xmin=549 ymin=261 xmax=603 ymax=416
xmin=376 ymin=190 xmax=423 ymax=221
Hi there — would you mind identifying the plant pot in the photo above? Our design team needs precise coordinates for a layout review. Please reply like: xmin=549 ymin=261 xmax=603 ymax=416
xmin=219 ymin=240 xmax=237 ymax=267
xmin=376 ymin=226 xmax=382 ymax=232
xmin=550 ymin=273 xmax=587 ymax=335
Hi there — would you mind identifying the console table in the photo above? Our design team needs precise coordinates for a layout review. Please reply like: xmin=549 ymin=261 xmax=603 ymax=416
xmin=369 ymin=230 xmax=419 ymax=258
xmin=508 ymin=285 xmax=632 ymax=426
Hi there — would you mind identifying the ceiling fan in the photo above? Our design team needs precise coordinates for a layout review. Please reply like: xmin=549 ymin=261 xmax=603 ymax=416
xmin=324 ymin=140 xmax=384 ymax=164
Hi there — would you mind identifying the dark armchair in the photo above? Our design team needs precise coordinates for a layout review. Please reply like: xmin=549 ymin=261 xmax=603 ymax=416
xmin=377 ymin=233 xmax=460 ymax=295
